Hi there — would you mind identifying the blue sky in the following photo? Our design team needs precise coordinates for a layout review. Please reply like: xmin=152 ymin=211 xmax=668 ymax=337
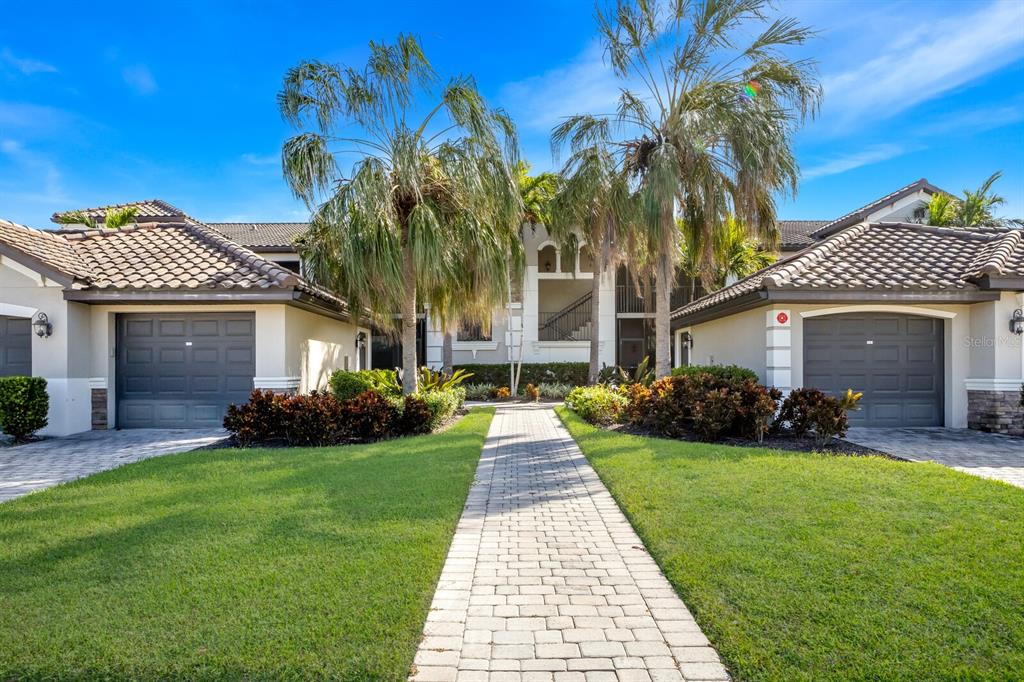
xmin=1 ymin=0 xmax=1022 ymax=228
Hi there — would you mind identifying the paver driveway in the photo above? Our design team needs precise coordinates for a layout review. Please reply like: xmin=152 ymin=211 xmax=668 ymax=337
xmin=411 ymin=405 xmax=728 ymax=682
xmin=845 ymin=427 xmax=1024 ymax=488
xmin=0 ymin=429 xmax=225 ymax=502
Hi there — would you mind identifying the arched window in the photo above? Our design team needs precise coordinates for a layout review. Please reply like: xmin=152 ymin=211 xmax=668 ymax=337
xmin=538 ymin=244 xmax=557 ymax=273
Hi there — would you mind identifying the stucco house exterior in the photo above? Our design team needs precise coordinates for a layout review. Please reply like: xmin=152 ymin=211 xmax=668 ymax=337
xmin=671 ymin=222 xmax=1024 ymax=433
xmin=0 ymin=208 xmax=369 ymax=435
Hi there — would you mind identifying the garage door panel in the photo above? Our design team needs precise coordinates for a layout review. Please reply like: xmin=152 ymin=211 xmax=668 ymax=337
xmin=0 ymin=316 xmax=32 ymax=377
xmin=117 ymin=313 xmax=254 ymax=428
xmin=803 ymin=312 xmax=943 ymax=427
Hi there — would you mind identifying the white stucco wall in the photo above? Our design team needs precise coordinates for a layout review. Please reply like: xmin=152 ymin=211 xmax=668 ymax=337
xmin=676 ymin=298 xmax=1024 ymax=429
xmin=284 ymin=306 xmax=362 ymax=392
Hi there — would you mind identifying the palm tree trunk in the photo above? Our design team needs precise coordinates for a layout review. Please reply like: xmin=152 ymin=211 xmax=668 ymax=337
xmin=588 ymin=221 xmax=604 ymax=384
xmin=442 ymin=329 xmax=453 ymax=374
xmin=401 ymin=231 xmax=418 ymax=395
xmin=654 ymin=205 xmax=673 ymax=378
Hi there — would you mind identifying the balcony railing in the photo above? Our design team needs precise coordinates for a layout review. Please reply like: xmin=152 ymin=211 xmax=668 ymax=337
xmin=615 ymin=283 xmax=703 ymax=314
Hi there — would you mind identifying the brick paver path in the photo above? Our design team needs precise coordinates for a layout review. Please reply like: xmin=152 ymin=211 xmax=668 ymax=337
xmin=845 ymin=427 xmax=1024 ymax=488
xmin=411 ymin=405 xmax=729 ymax=682
xmin=0 ymin=429 xmax=225 ymax=502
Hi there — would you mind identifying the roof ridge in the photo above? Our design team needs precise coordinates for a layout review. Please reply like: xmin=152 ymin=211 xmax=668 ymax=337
xmin=180 ymin=220 xmax=300 ymax=288
xmin=765 ymin=222 xmax=871 ymax=288
xmin=968 ymin=229 xmax=1024 ymax=276
xmin=809 ymin=179 xmax=943 ymax=239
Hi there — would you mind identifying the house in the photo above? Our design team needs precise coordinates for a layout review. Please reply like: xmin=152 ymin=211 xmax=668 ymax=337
xmin=671 ymin=222 xmax=1024 ymax=433
xmin=0 ymin=209 xmax=370 ymax=435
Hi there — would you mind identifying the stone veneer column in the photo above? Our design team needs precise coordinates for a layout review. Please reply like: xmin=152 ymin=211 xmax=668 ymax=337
xmin=89 ymin=378 xmax=108 ymax=430
xmin=766 ymin=308 xmax=792 ymax=392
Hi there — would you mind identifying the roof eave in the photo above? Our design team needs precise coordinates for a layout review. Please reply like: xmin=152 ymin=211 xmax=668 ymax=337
xmin=0 ymin=244 xmax=84 ymax=288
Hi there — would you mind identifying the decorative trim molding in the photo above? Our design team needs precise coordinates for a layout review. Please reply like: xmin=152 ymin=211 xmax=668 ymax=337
xmin=88 ymin=377 xmax=108 ymax=390
xmin=965 ymin=378 xmax=1024 ymax=391
xmin=253 ymin=376 xmax=300 ymax=390
xmin=801 ymin=305 xmax=957 ymax=320
xmin=0 ymin=302 xmax=39 ymax=318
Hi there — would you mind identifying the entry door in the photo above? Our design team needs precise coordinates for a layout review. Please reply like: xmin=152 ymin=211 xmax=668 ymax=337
xmin=803 ymin=313 xmax=944 ymax=427
xmin=116 ymin=313 xmax=255 ymax=428
xmin=0 ymin=316 xmax=31 ymax=376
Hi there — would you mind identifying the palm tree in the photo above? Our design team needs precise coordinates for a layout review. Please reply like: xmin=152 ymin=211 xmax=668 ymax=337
xmin=55 ymin=205 xmax=138 ymax=230
xmin=554 ymin=0 xmax=821 ymax=377
xmin=712 ymin=216 xmax=775 ymax=288
xmin=280 ymin=35 xmax=523 ymax=394
xmin=549 ymin=144 xmax=636 ymax=383
xmin=925 ymin=171 xmax=1009 ymax=228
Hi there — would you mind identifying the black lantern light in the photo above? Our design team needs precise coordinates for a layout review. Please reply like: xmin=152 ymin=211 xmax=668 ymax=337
xmin=1011 ymin=309 xmax=1024 ymax=335
xmin=32 ymin=312 xmax=52 ymax=338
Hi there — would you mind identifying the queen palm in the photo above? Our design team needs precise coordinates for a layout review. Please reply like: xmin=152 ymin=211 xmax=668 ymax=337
xmin=279 ymin=36 xmax=523 ymax=394
xmin=925 ymin=171 xmax=1009 ymax=228
xmin=555 ymin=0 xmax=821 ymax=376
xmin=549 ymin=144 xmax=636 ymax=383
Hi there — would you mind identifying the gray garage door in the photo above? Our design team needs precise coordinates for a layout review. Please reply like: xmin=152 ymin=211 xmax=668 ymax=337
xmin=0 ymin=316 xmax=32 ymax=376
xmin=803 ymin=312 xmax=943 ymax=427
xmin=116 ymin=313 xmax=255 ymax=428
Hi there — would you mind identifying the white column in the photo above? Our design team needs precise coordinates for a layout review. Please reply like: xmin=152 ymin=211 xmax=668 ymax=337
xmin=766 ymin=308 xmax=792 ymax=391
xmin=598 ymin=270 xmax=616 ymax=367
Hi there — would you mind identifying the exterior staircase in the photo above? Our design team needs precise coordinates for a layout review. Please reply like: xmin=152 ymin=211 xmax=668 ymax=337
xmin=539 ymin=292 xmax=592 ymax=341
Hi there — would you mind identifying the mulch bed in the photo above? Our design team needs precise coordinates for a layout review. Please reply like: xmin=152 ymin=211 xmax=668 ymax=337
xmin=605 ymin=422 xmax=899 ymax=458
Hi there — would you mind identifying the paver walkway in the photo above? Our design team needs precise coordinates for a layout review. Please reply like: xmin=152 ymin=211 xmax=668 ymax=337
xmin=0 ymin=429 xmax=225 ymax=502
xmin=411 ymin=405 xmax=729 ymax=682
xmin=845 ymin=427 xmax=1024 ymax=488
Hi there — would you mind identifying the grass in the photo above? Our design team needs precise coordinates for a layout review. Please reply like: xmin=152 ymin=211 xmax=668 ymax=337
xmin=0 ymin=408 xmax=494 ymax=681
xmin=557 ymin=407 xmax=1024 ymax=682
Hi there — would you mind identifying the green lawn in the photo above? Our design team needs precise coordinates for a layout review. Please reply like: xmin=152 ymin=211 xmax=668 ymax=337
xmin=557 ymin=407 xmax=1024 ymax=682
xmin=0 ymin=408 xmax=494 ymax=681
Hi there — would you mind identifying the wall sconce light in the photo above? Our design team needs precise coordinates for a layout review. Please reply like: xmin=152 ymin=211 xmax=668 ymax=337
xmin=682 ymin=331 xmax=693 ymax=349
xmin=32 ymin=312 xmax=52 ymax=338
xmin=1011 ymin=309 xmax=1024 ymax=335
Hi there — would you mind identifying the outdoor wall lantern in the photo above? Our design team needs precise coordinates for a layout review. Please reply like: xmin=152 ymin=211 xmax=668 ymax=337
xmin=682 ymin=331 xmax=694 ymax=349
xmin=32 ymin=312 xmax=52 ymax=338
xmin=1011 ymin=309 xmax=1024 ymax=335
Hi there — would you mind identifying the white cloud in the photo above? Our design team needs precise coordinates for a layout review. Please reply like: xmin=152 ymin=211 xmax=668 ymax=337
xmin=821 ymin=0 xmax=1024 ymax=130
xmin=0 ymin=48 xmax=57 ymax=75
xmin=498 ymin=41 xmax=625 ymax=134
xmin=0 ymin=139 xmax=71 ymax=213
xmin=121 ymin=64 xmax=158 ymax=95
xmin=802 ymin=143 xmax=907 ymax=180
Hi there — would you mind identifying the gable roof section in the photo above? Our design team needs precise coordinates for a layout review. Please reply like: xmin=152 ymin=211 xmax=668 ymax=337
xmin=0 ymin=218 xmax=349 ymax=317
xmin=808 ymin=178 xmax=944 ymax=240
xmin=778 ymin=220 xmax=828 ymax=250
xmin=0 ymin=218 xmax=92 ymax=283
xmin=207 ymin=222 xmax=308 ymax=250
xmin=672 ymin=222 xmax=1024 ymax=325
xmin=51 ymin=199 xmax=188 ymax=224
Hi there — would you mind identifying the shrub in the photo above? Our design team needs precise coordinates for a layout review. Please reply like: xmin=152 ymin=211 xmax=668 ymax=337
xmin=455 ymin=362 xmax=588 ymax=386
xmin=418 ymin=367 xmax=474 ymax=391
xmin=493 ymin=386 xmax=511 ymax=401
xmin=341 ymin=389 xmax=398 ymax=441
xmin=281 ymin=391 xmax=343 ymax=446
xmin=672 ymin=364 xmax=758 ymax=383
xmin=736 ymin=381 xmax=784 ymax=443
xmin=691 ymin=387 xmax=743 ymax=441
xmin=621 ymin=382 xmax=653 ymax=425
xmin=396 ymin=395 xmax=433 ymax=435
xmin=566 ymin=385 xmax=627 ymax=425
xmin=329 ymin=369 xmax=400 ymax=401
xmin=597 ymin=356 xmax=655 ymax=387
xmin=224 ymin=389 xmax=288 ymax=447
xmin=776 ymin=387 xmax=862 ymax=446
xmin=537 ymin=382 xmax=572 ymax=400
xmin=0 ymin=376 xmax=48 ymax=442
xmin=463 ymin=383 xmax=496 ymax=401
xmin=523 ymin=383 xmax=540 ymax=402
xmin=416 ymin=387 xmax=465 ymax=430
xmin=642 ymin=374 xmax=781 ymax=441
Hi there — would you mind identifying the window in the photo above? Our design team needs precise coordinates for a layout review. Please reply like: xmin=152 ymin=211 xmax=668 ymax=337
xmin=579 ymin=248 xmax=594 ymax=273
xmin=538 ymin=244 xmax=557 ymax=273
xmin=457 ymin=321 xmax=492 ymax=342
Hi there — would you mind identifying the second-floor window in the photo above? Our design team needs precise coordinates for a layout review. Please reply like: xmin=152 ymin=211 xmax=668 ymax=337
xmin=457 ymin=321 xmax=492 ymax=342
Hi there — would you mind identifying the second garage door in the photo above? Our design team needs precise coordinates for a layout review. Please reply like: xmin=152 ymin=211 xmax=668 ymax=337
xmin=116 ymin=313 xmax=255 ymax=428
xmin=803 ymin=312 xmax=944 ymax=427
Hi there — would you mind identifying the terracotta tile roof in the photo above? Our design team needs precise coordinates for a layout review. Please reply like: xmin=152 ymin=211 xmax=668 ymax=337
xmin=672 ymin=222 xmax=1024 ymax=323
xmin=207 ymin=222 xmax=308 ymax=249
xmin=0 ymin=218 xmax=92 ymax=281
xmin=51 ymin=199 xmax=187 ymax=224
xmin=0 ymin=218 xmax=347 ymax=313
xmin=778 ymin=220 xmax=828 ymax=249
xmin=809 ymin=179 xmax=944 ymax=239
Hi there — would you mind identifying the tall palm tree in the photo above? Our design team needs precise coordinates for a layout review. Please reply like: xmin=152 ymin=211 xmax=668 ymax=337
xmin=280 ymin=35 xmax=523 ymax=394
xmin=555 ymin=0 xmax=821 ymax=377
xmin=549 ymin=144 xmax=636 ymax=383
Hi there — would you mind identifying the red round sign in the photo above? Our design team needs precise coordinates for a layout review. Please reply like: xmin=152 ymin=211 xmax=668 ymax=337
xmin=776 ymin=312 xmax=789 ymax=325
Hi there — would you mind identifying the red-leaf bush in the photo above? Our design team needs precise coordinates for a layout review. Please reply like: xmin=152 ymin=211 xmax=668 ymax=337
xmin=224 ymin=389 xmax=288 ymax=447
xmin=281 ymin=391 xmax=344 ymax=446
xmin=776 ymin=387 xmax=861 ymax=445
xmin=339 ymin=389 xmax=398 ymax=441
xmin=396 ymin=394 xmax=433 ymax=436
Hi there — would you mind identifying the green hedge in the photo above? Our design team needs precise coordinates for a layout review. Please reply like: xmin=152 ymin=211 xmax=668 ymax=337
xmin=329 ymin=369 xmax=401 ymax=401
xmin=672 ymin=364 xmax=759 ymax=383
xmin=0 ymin=376 xmax=48 ymax=441
xmin=454 ymin=362 xmax=589 ymax=387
